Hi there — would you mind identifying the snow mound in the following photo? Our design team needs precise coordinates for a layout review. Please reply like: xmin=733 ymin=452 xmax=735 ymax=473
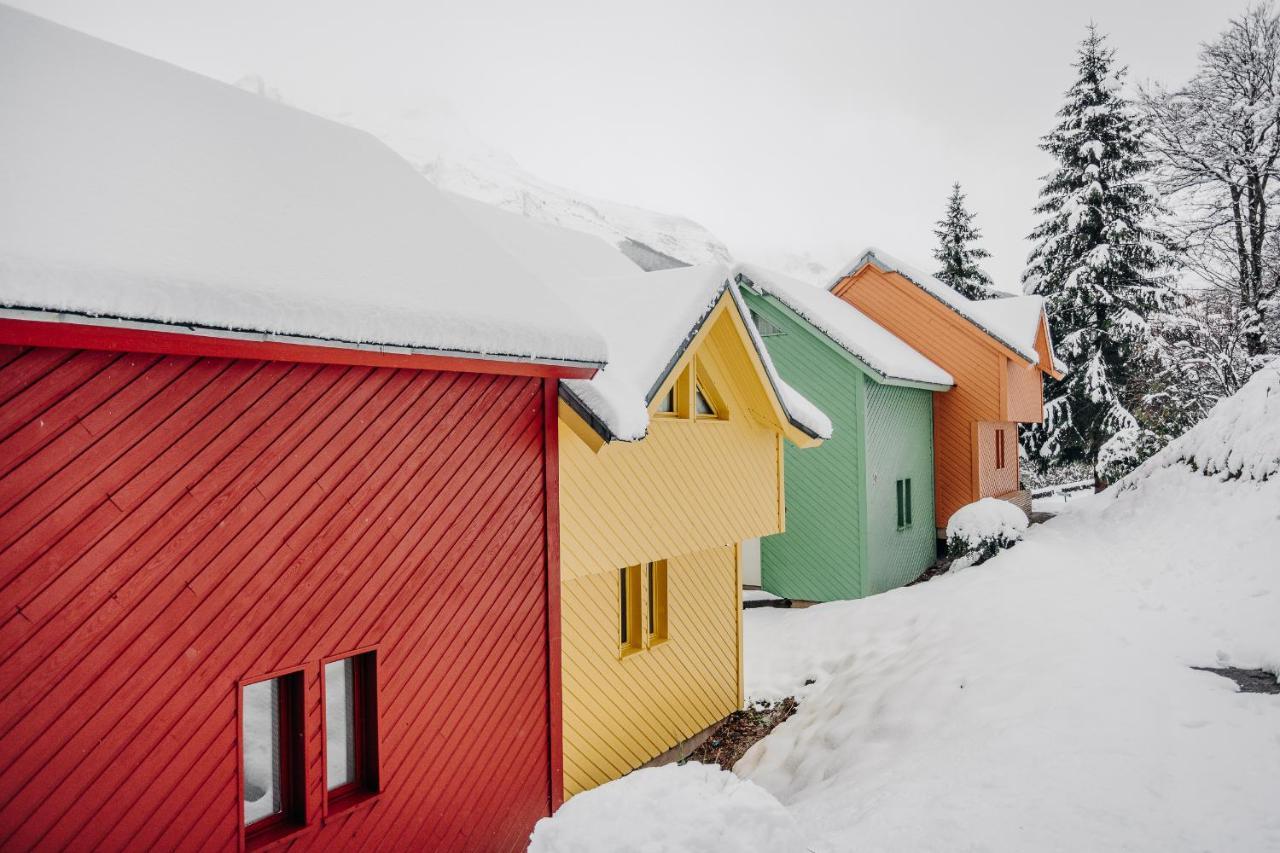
xmin=528 ymin=763 xmax=806 ymax=853
xmin=736 ymin=462 xmax=1280 ymax=850
xmin=945 ymin=497 xmax=1029 ymax=559
xmin=1125 ymin=358 xmax=1280 ymax=484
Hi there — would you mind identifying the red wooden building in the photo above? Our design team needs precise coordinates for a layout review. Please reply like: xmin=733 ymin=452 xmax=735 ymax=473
xmin=0 ymin=8 xmax=606 ymax=851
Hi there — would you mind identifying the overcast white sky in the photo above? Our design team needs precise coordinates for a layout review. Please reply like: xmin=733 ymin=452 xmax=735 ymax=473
xmin=11 ymin=0 xmax=1244 ymax=289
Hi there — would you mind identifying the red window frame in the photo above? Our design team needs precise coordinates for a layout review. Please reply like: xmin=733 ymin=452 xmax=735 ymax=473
xmin=321 ymin=648 xmax=381 ymax=815
xmin=239 ymin=666 xmax=309 ymax=850
xmin=995 ymin=429 xmax=1007 ymax=469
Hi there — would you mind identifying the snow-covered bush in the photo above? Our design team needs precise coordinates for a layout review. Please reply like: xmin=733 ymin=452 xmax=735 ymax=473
xmin=946 ymin=497 xmax=1029 ymax=569
xmin=528 ymin=763 xmax=805 ymax=853
xmin=1097 ymin=426 xmax=1163 ymax=484
xmin=1122 ymin=357 xmax=1280 ymax=487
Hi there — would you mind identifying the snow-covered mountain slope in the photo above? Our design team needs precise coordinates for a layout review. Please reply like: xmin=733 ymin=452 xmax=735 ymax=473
xmin=234 ymin=76 xmax=730 ymax=271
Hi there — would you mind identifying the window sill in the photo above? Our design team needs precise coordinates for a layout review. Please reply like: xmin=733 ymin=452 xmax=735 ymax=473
xmin=324 ymin=790 xmax=381 ymax=822
xmin=245 ymin=820 xmax=315 ymax=852
xmin=647 ymin=637 xmax=669 ymax=649
xmin=618 ymin=645 xmax=644 ymax=660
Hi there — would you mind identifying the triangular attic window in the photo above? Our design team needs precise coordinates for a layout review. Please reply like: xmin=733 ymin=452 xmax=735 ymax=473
xmin=656 ymin=388 xmax=675 ymax=414
xmin=695 ymin=385 xmax=716 ymax=417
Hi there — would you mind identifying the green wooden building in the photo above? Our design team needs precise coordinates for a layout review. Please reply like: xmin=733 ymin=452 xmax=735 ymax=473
xmin=738 ymin=266 xmax=954 ymax=601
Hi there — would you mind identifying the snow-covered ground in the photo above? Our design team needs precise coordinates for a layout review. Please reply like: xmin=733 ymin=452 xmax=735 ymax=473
xmin=531 ymin=362 xmax=1280 ymax=852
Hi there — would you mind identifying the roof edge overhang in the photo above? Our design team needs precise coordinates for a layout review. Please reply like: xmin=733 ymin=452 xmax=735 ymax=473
xmin=0 ymin=307 xmax=602 ymax=380
xmin=561 ymin=281 xmax=829 ymax=446
xmin=737 ymin=273 xmax=954 ymax=393
xmin=830 ymin=252 xmax=1043 ymax=367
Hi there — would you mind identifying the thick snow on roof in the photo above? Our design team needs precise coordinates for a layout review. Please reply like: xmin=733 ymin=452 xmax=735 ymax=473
xmin=737 ymin=263 xmax=953 ymax=389
xmin=0 ymin=6 xmax=605 ymax=366
xmin=449 ymin=194 xmax=641 ymax=281
xmin=541 ymin=263 xmax=831 ymax=442
xmin=829 ymin=247 xmax=1049 ymax=366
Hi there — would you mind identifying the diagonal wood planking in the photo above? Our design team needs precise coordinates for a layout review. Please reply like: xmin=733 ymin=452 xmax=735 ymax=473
xmin=0 ymin=346 xmax=556 ymax=852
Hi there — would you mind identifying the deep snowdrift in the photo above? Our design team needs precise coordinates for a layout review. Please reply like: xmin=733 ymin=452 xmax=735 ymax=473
xmin=532 ymin=363 xmax=1280 ymax=851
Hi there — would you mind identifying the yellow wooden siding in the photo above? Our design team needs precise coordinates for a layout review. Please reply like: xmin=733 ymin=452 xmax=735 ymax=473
xmin=561 ymin=544 xmax=740 ymax=795
xmin=558 ymin=301 xmax=787 ymax=796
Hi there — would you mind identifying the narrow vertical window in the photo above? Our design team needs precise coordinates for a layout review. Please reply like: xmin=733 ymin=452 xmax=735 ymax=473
xmin=619 ymin=567 xmax=629 ymax=646
xmin=904 ymin=478 xmax=913 ymax=527
xmin=242 ymin=671 xmax=304 ymax=836
xmin=324 ymin=652 xmax=379 ymax=807
xmin=647 ymin=560 xmax=668 ymax=642
xmin=619 ymin=565 xmax=642 ymax=653
xmin=896 ymin=479 xmax=905 ymax=528
xmin=995 ymin=428 xmax=1006 ymax=469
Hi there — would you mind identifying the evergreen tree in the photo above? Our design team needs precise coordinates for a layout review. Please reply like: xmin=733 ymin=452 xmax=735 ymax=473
xmin=933 ymin=182 xmax=996 ymax=300
xmin=1021 ymin=25 xmax=1177 ymax=485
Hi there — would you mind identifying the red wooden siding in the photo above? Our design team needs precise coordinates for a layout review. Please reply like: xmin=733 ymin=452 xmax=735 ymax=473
xmin=0 ymin=345 xmax=556 ymax=852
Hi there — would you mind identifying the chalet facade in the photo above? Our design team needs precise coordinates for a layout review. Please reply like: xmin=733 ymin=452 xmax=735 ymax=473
xmin=738 ymin=266 xmax=953 ymax=602
xmin=0 ymin=8 xmax=607 ymax=851
xmin=551 ymin=267 xmax=828 ymax=796
xmin=828 ymin=249 xmax=1064 ymax=531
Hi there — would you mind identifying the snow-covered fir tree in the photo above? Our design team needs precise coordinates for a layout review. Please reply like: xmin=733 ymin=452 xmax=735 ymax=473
xmin=933 ymin=182 xmax=996 ymax=300
xmin=1021 ymin=25 xmax=1177 ymax=485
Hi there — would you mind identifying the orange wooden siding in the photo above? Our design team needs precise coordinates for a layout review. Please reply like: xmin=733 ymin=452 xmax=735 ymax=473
xmin=1006 ymin=360 xmax=1044 ymax=423
xmin=832 ymin=265 xmax=1011 ymax=525
xmin=976 ymin=421 xmax=1020 ymax=498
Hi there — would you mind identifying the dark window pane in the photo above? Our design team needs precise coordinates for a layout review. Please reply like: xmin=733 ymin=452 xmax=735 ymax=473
xmin=619 ymin=567 xmax=628 ymax=645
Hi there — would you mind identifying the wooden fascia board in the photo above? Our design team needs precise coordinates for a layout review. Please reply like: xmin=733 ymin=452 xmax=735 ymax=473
xmin=0 ymin=314 xmax=601 ymax=380
xmin=834 ymin=265 xmax=1039 ymax=370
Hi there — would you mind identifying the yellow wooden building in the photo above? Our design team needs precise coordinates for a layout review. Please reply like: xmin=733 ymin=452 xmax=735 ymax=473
xmin=555 ymin=265 xmax=829 ymax=795
xmin=451 ymin=203 xmax=830 ymax=797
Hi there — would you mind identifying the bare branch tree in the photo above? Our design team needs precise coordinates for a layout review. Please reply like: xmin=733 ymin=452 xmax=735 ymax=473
xmin=1141 ymin=4 xmax=1280 ymax=364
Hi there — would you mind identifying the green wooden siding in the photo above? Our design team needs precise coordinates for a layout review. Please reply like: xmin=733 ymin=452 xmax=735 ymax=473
xmin=744 ymin=290 xmax=937 ymax=602
xmin=746 ymin=292 xmax=865 ymax=601
xmin=863 ymin=377 xmax=936 ymax=594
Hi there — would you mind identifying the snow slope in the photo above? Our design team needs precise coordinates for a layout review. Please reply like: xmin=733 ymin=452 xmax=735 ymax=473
xmin=532 ymin=364 xmax=1280 ymax=851
xmin=318 ymin=101 xmax=732 ymax=272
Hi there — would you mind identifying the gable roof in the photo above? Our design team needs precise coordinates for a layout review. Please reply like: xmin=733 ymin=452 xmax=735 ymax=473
xmin=0 ymin=6 xmax=606 ymax=369
xmin=828 ymin=247 xmax=1065 ymax=375
xmin=736 ymin=263 xmax=953 ymax=390
xmin=552 ymin=264 xmax=833 ymax=444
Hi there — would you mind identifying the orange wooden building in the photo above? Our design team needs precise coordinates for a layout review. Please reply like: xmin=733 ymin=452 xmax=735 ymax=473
xmin=829 ymin=249 xmax=1063 ymax=532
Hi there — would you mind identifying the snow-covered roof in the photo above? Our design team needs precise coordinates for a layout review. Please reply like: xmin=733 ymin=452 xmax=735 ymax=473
xmin=828 ymin=247 xmax=1056 ymax=369
xmin=449 ymin=193 xmax=641 ymax=281
xmin=0 ymin=6 xmax=606 ymax=368
xmin=736 ymin=263 xmax=954 ymax=389
xmin=545 ymin=264 xmax=832 ymax=443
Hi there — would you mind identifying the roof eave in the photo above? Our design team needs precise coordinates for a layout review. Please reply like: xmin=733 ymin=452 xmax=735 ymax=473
xmin=0 ymin=306 xmax=605 ymax=378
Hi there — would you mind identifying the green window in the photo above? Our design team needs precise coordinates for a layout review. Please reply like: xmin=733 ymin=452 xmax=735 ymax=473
xmin=896 ymin=478 xmax=913 ymax=529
